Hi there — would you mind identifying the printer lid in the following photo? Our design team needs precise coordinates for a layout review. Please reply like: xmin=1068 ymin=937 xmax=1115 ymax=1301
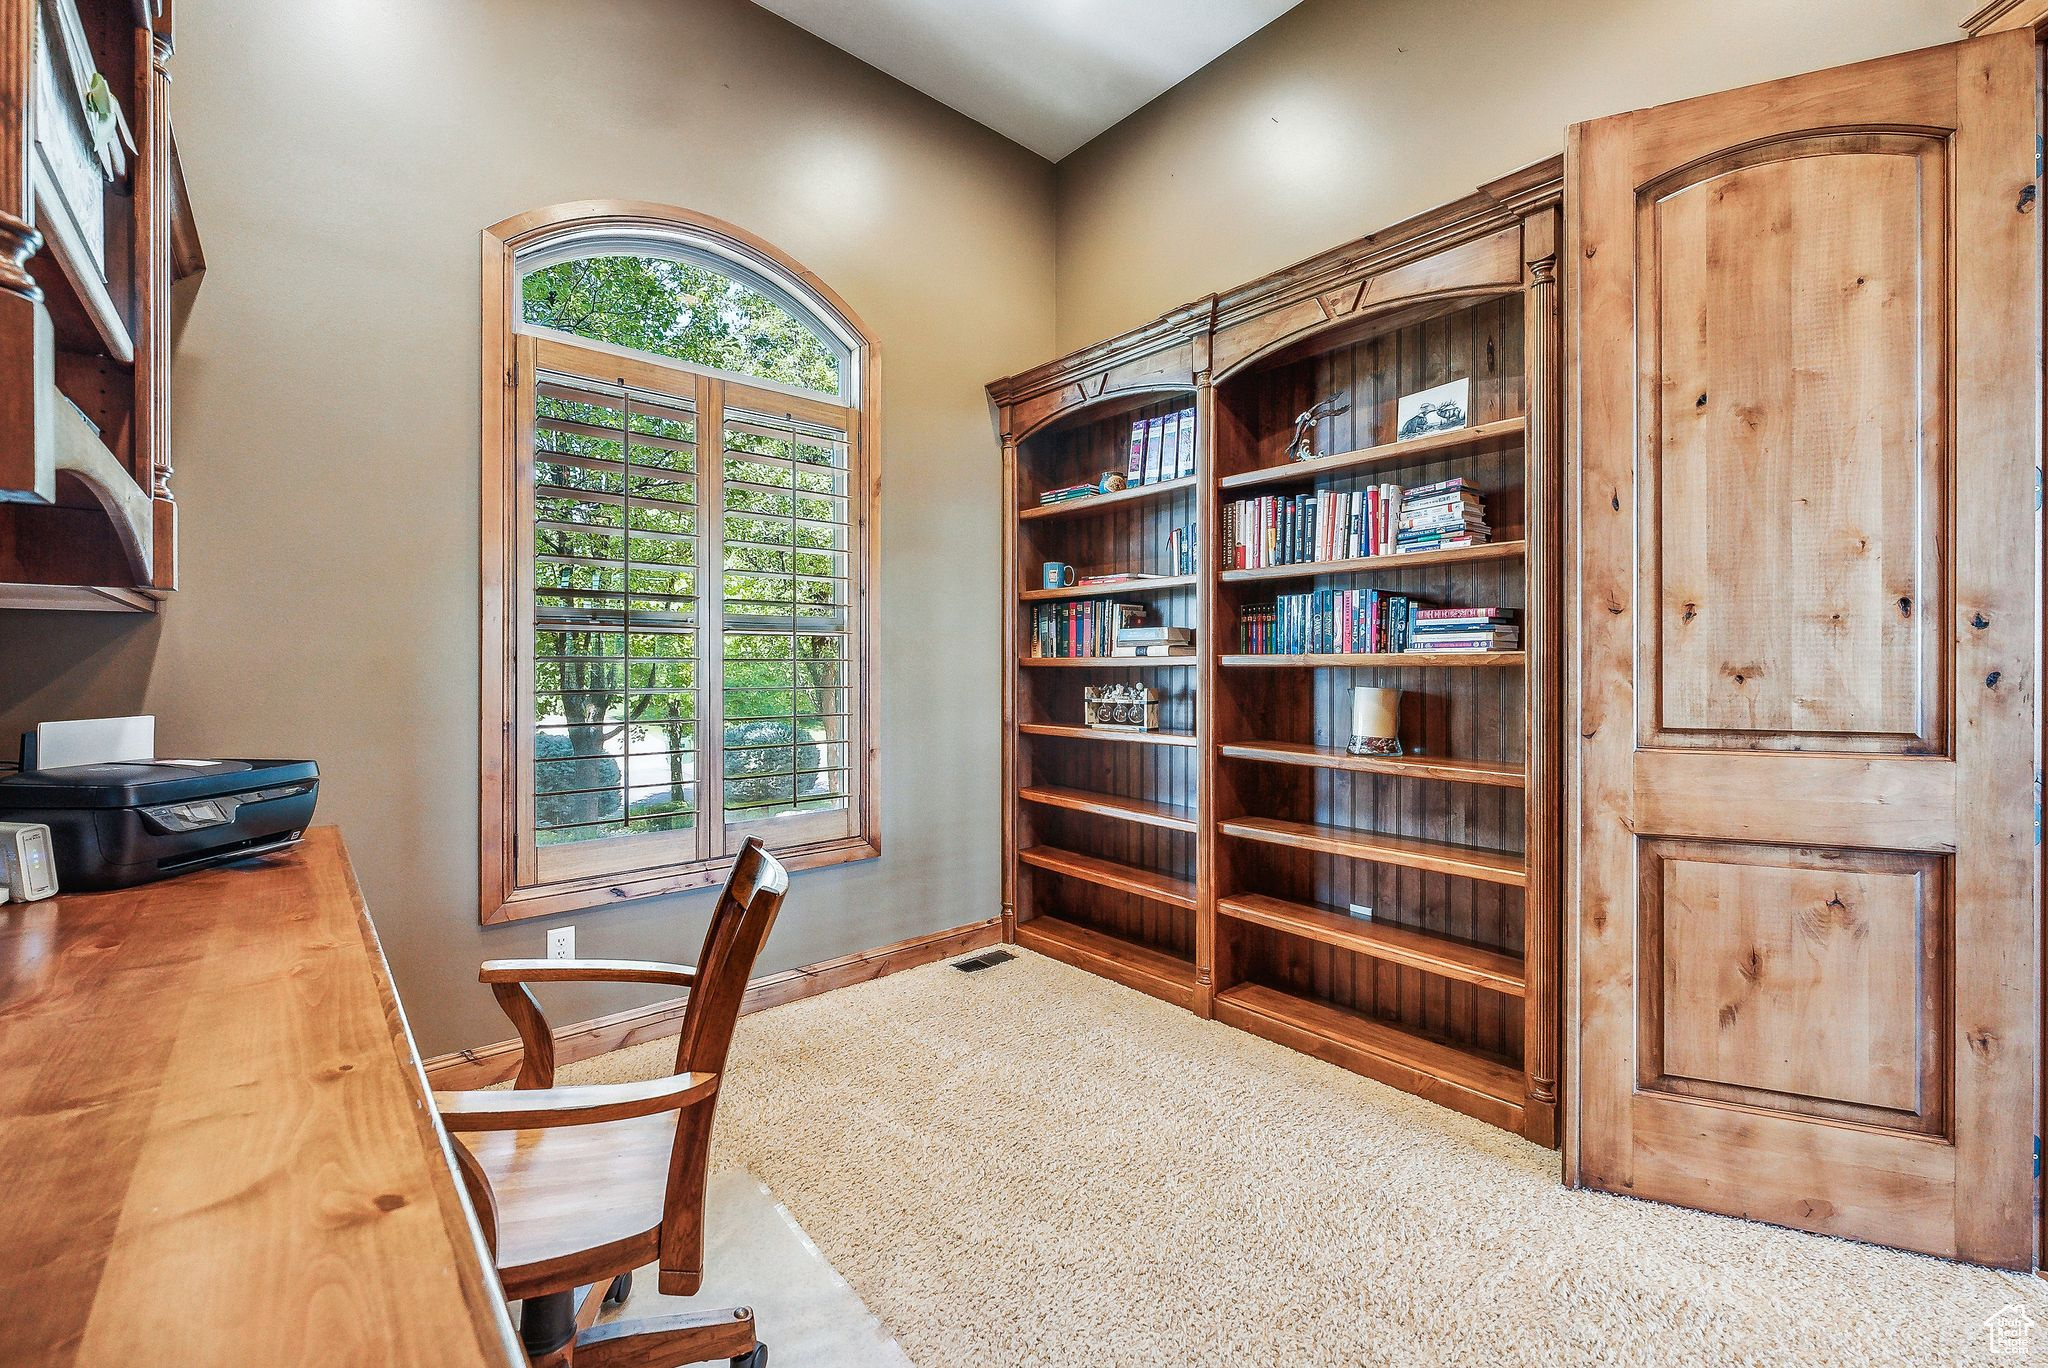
xmin=0 ymin=759 xmax=319 ymax=810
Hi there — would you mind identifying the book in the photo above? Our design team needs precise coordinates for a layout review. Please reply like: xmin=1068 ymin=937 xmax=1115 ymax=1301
xmin=1127 ymin=418 xmax=1146 ymax=484
xmin=1078 ymin=572 xmax=1167 ymax=585
xmin=1175 ymin=405 xmax=1197 ymax=479
xmin=1118 ymin=625 xmax=1192 ymax=644
xmin=1415 ymin=606 xmax=1515 ymax=622
xmin=1141 ymin=415 xmax=1166 ymax=484
xmin=1111 ymin=644 xmax=1195 ymax=657
xmin=1030 ymin=601 xmax=1148 ymax=659
xmin=1159 ymin=412 xmax=1182 ymax=486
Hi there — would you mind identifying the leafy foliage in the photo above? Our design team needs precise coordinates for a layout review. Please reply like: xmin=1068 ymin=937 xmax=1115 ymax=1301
xmin=524 ymin=255 xmax=840 ymax=395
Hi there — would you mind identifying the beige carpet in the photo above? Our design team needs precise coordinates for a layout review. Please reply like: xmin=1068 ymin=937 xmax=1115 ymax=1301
xmin=560 ymin=949 xmax=2048 ymax=1367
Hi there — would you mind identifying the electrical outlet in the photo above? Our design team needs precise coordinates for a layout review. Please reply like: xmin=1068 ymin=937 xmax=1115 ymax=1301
xmin=1347 ymin=903 xmax=1374 ymax=921
xmin=547 ymin=926 xmax=575 ymax=960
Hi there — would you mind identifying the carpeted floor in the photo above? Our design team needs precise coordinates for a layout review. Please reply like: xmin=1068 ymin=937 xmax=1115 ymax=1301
xmin=559 ymin=949 xmax=2048 ymax=1367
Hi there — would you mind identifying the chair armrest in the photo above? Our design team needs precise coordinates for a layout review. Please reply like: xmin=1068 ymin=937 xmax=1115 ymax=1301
xmin=479 ymin=958 xmax=698 ymax=989
xmin=435 ymin=1072 xmax=719 ymax=1132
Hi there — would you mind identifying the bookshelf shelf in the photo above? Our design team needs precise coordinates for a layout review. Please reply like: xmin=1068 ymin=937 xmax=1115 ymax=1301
xmin=1219 ymin=416 xmax=1528 ymax=493
xmin=1020 ymin=656 xmax=1197 ymax=669
xmin=1020 ymin=784 xmax=1198 ymax=832
xmin=1021 ymin=574 xmax=1198 ymax=603
xmin=1218 ymin=740 xmax=1524 ymax=786
xmin=1219 ymin=540 xmax=1524 ymax=584
xmin=1219 ymin=816 xmax=1526 ymax=886
xmin=1020 ymin=845 xmax=1198 ymax=909
xmin=1018 ymin=475 xmax=1199 ymax=521
xmin=1216 ymin=893 xmax=1526 ymax=996
xmin=1015 ymin=916 xmax=1198 ymax=1011
xmin=1213 ymin=983 xmax=1526 ymax=1122
xmin=1019 ymin=722 xmax=1197 ymax=747
xmin=992 ymin=164 xmax=1561 ymax=1148
xmin=1219 ymin=651 xmax=1525 ymax=669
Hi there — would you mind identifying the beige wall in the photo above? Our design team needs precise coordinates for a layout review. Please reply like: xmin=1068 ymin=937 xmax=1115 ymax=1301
xmin=1054 ymin=0 xmax=1970 ymax=349
xmin=0 ymin=0 xmax=1056 ymax=1054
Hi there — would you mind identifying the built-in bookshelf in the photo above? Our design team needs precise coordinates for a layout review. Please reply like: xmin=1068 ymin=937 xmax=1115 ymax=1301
xmin=996 ymin=309 xmax=1211 ymax=1010
xmin=989 ymin=163 xmax=1562 ymax=1145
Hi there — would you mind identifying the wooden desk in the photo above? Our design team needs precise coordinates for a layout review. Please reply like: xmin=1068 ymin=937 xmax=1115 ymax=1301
xmin=0 ymin=827 xmax=523 ymax=1366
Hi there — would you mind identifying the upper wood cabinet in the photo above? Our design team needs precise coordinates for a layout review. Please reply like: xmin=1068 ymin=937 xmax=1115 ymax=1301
xmin=0 ymin=0 xmax=201 ymax=612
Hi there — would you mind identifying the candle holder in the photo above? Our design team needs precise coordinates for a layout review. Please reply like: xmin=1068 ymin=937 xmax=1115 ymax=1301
xmin=1347 ymin=686 xmax=1402 ymax=757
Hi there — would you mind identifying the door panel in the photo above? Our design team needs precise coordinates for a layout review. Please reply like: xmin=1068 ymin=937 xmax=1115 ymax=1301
xmin=1569 ymin=32 xmax=2039 ymax=1268
xmin=1644 ymin=137 xmax=1945 ymax=751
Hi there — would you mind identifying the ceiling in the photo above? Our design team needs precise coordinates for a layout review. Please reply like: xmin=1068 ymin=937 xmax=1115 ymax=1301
xmin=752 ymin=0 xmax=1311 ymax=161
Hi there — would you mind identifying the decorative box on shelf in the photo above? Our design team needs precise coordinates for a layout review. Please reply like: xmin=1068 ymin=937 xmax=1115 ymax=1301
xmin=1083 ymin=683 xmax=1160 ymax=733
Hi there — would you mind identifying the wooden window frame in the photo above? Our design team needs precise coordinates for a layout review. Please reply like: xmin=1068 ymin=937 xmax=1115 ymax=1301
xmin=480 ymin=201 xmax=880 ymax=925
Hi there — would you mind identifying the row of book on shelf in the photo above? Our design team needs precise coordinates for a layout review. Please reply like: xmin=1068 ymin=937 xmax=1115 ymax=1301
xmin=1036 ymin=406 xmax=1197 ymax=507
xmin=1222 ymin=477 xmax=1487 ymax=569
xmin=1238 ymin=591 xmax=1518 ymax=655
xmin=1030 ymin=601 xmax=1195 ymax=659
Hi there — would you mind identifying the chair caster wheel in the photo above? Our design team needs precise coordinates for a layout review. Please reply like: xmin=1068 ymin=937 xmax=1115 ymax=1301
xmin=730 ymin=1344 xmax=767 ymax=1368
xmin=603 ymin=1272 xmax=631 ymax=1308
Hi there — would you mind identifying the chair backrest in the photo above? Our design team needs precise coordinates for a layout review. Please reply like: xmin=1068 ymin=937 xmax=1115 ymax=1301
xmin=672 ymin=836 xmax=790 ymax=1079
xmin=658 ymin=836 xmax=789 ymax=1293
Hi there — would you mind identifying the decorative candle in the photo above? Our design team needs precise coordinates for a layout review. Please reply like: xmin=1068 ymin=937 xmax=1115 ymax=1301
xmin=1349 ymin=686 xmax=1402 ymax=756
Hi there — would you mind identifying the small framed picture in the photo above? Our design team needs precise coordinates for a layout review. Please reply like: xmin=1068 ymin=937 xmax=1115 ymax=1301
xmin=1396 ymin=377 xmax=1470 ymax=441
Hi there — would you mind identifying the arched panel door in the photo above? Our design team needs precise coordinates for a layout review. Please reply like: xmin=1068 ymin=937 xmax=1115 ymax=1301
xmin=1570 ymin=31 xmax=2039 ymax=1268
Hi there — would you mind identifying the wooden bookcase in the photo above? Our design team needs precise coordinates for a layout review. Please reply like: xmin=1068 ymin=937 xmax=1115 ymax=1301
xmin=990 ymin=162 xmax=1563 ymax=1144
xmin=996 ymin=305 xmax=1211 ymax=1009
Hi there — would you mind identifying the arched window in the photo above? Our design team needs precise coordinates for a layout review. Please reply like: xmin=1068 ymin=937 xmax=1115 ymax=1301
xmin=479 ymin=203 xmax=878 ymax=924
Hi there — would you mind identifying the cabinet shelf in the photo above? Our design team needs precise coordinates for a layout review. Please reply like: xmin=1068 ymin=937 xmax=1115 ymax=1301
xmin=1019 ymin=722 xmax=1197 ymax=747
xmin=1014 ymin=915 xmax=1197 ymax=1010
xmin=1019 ymin=476 xmax=1198 ymax=522
xmin=1021 ymin=574 xmax=1196 ymax=603
xmin=1218 ymin=740 xmax=1523 ymax=787
xmin=1019 ymin=846 xmax=1196 ymax=909
xmin=1218 ymin=540 xmax=1524 ymax=584
xmin=1217 ymin=893 xmax=1524 ymax=995
xmin=1019 ymin=785 xmax=1198 ymax=833
xmin=1219 ymin=416 xmax=1526 ymax=493
xmin=1220 ymin=651 xmax=1524 ymax=669
xmin=1219 ymin=816 xmax=1525 ymax=886
xmin=1213 ymin=982 xmax=1525 ymax=1122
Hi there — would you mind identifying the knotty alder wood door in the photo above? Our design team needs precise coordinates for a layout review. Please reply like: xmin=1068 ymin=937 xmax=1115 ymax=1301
xmin=1569 ymin=32 xmax=2040 ymax=1268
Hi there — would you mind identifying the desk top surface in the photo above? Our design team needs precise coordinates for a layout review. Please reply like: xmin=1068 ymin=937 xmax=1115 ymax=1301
xmin=0 ymin=826 xmax=522 ymax=1367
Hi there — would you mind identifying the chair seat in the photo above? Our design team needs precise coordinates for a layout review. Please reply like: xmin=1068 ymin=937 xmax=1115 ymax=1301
xmin=457 ymin=1110 xmax=677 ymax=1300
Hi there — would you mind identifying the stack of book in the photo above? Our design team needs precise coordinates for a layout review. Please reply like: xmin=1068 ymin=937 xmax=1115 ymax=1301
xmin=1396 ymin=478 xmax=1489 ymax=552
xmin=1031 ymin=601 xmax=1147 ymax=659
xmin=1409 ymin=606 xmax=1518 ymax=653
xmin=1222 ymin=477 xmax=1489 ymax=569
xmin=1125 ymin=406 xmax=1198 ymax=486
xmin=1238 ymin=589 xmax=1418 ymax=655
xmin=1037 ymin=482 xmax=1099 ymax=508
xmin=1113 ymin=624 xmax=1193 ymax=658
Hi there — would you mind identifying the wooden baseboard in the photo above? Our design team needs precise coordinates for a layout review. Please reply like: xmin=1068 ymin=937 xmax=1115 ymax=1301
xmin=424 ymin=917 xmax=1001 ymax=1090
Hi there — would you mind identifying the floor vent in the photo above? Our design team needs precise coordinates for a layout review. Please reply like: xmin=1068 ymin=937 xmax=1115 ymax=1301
xmin=952 ymin=949 xmax=1016 ymax=973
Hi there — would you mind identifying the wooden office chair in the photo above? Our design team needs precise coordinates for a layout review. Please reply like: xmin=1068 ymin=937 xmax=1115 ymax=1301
xmin=436 ymin=837 xmax=790 ymax=1368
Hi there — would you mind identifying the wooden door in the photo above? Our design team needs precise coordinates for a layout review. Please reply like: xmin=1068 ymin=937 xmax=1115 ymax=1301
xmin=1569 ymin=32 xmax=2040 ymax=1268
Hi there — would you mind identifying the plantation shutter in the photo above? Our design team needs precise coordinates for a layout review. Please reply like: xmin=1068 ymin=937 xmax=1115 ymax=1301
xmin=512 ymin=336 xmax=863 ymax=891
xmin=713 ymin=394 xmax=859 ymax=846
xmin=522 ymin=338 xmax=706 ymax=883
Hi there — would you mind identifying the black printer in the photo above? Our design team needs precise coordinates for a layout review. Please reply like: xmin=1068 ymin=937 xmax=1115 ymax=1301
xmin=0 ymin=759 xmax=319 ymax=891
